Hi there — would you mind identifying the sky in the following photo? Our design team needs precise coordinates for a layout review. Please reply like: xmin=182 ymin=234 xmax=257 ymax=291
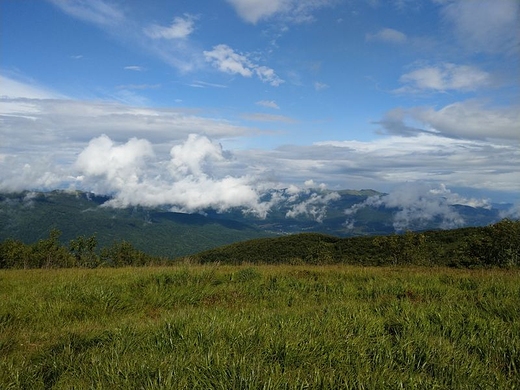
xmin=1 ymin=0 xmax=519 ymax=225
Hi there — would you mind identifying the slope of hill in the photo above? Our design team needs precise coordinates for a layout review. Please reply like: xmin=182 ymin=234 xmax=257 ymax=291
xmin=0 ymin=191 xmax=270 ymax=258
xmin=193 ymin=219 xmax=520 ymax=268
xmin=0 ymin=188 xmax=509 ymax=258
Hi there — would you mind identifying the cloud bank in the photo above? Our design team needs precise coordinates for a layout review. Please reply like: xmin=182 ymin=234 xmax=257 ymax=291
xmin=441 ymin=0 xmax=520 ymax=55
xmin=345 ymin=183 xmax=488 ymax=232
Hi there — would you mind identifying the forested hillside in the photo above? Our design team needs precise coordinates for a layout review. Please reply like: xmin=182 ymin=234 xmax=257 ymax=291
xmin=0 ymin=191 xmax=270 ymax=258
xmin=0 ymin=190 xmax=509 ymax=259
xmin=193 ymin=219 xmax=520 ymax=268
xmin=1 ymin=219 xmax=518 ymax=269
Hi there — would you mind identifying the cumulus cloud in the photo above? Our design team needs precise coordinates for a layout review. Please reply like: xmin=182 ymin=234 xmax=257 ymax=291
xmin=440 ymin=0 xmax=520 ymax=55
xmin=75 ymin=135 xmax=154 ymax=189
xmin=396 ymin=63 xmax=491 ymax=93
xmin=204 ymin=44 xmax=254 ymax=77
xmin=168 ymin=134 xmax=226 ymax=179
xmin=144 ymin=14 xmax=195 ymax=39
xmin=204 ymin=44 xmax=284 ymax=86
xmin=74 ymin=134 xmax=273 ymax=216
xmin=0 ymin=156 xmax=66 ymax=193
xmin=345 ymin=183 xmax=469 ymax=231
xmin=366 ymin=28 xmax=407 ymax=44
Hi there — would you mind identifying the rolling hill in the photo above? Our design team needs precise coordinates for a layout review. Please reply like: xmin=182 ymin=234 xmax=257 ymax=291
xmin=0 ymin=188 xmax=508 ymax=258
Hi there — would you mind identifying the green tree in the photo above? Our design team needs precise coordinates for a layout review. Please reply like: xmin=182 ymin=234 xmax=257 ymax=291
xmin=69 ymin=234 xmax=100 ymax=268
xmin=31 ymin=228 xmax=74 ymax=268
xmin=0 ymin=238 xmax=31 ymax=269
xmin=373 ymin=232 xmax=427 ymax=265
xmin=100 ymin=240 xmax=152 ymax=267
xmin=462 ymin=220 xmax=520 ymax=268
xmin=373 ymin=234 xmax=401 ymax=265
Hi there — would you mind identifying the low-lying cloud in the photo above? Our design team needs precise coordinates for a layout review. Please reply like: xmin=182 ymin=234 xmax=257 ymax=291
xmin=345 ymin=183 xmax=484 ymax=232
xmin=75 ymin=134 xmax=274 ymax=217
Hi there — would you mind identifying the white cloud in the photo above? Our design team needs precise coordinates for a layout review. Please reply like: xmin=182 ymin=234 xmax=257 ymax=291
xmin=74 ymin=134 xmax=274 ymax=217
xmin=286 ymin=190 xmax=340 ymax=222
xmin=366 ymin=28 xmax=407 ymax=44
xmin=1 ymin=77 xmax=518 ymax=207
xmin=0 ymin=96 xmax=252 ymax=149
xmin=412 ymin=102 xmax=520 ymax=140
xmin=204 ymin=44 xmax=254 ymax=77
xmin=441 ymin=0 xmax=520 ymax=55
xmin=0 ymin=75 xmax=65 ymax=99
xmin=378 ymin=100 xmax=520 ymax=140
xmin=168 ymin=134 xmax=225 ymax=178
xmin=397 ymin=63 xmax=491 ymax=93
xmin=242 ymin=113 xmax=296 ymax=123
xmin=189 ymin=81 xmax=228 ymax=89
xmin=124 ymin=66 xmax=144 ymax=71
xmin=144 ymin=14 xmax=195 ymax=39
xmin=226 ymin=0 xmax=333 ymax=24
xmin=256 ymin=100 xmax=280 ymax=109
xmin=501 ymin=203 xmax=520 ymax=220
xmin=262 ymin=132 xmax=520 ymax=194
xmin=226 ymin=0 xmax=289 ymax=24
xmin=314 ymin=82 xmax=329 ymax=91
xmin=75 ymin=135 xmax=154 ymax=187
xmin=255 ymin=66 xmax=284 ymax=86
xmin=51 ymin=0 xmax=203 ymax=73
xmin=49 ymin=0 xmax=124 ymax=27
xmin=0 ymin=157 xmax=66 ymax=193
xmin=345 ymin=183 xmax=467 ymax=231
xmin=203 ymin=44 xmax=284 ymax=86
xmin=116 ymin=84 xmax=161 ymax=90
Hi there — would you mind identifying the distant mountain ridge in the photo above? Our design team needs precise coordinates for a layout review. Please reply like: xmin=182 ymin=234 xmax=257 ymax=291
xmin=0 ymin=189 xmax=508 ymax=258
xmin=0 ymin=190 xmax=269 ymax=258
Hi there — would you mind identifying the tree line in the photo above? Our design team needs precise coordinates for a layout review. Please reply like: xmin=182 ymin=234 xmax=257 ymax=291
xmin=193 ymin=219 xmax=520 ymax=268
xmin=0 ymin=229 xmax=168 ymax=269
xmin=0 ymin=219 xmax=519 ymax=269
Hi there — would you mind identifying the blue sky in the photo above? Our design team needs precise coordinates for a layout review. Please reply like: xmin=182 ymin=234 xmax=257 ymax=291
xmin=1 ymin=0 xmax=519 ymax=224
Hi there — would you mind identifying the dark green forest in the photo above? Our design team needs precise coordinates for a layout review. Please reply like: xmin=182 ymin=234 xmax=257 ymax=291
xmin=0 ymin=191 xmax=271 ymax=258
xmin=1 ymin=190 xmax=508 ymax=260
xmin=1 ymin=219 xmax=519 ymax=269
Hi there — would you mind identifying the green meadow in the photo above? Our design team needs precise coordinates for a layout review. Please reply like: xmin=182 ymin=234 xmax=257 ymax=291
xmin=1 ymin=265 xmax=519 ymax=389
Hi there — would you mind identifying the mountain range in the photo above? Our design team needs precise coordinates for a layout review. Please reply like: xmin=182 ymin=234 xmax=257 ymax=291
xmin=0 ymin=189 xmax=509 ymax=258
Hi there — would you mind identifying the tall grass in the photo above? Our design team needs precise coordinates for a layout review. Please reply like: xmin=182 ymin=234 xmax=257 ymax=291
xmin=1 ymin=266 xmax=519 ymax=389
